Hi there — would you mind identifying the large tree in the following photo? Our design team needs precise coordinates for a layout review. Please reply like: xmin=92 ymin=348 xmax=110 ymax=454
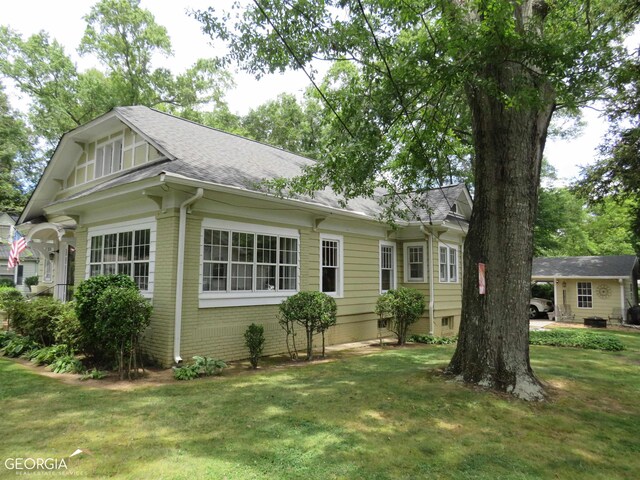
xmin=196 ymin=0 xmax=636 ymax=399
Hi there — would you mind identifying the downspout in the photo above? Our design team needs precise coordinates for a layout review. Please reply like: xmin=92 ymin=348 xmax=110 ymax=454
xmin=553 ymin=277 xmax=558 ymax=321
xmin=174 ymin=188 xmax=204 ymax=364
xmin=619 ymin=278 xmax=626 ymax=323
xmin=421 ymin=226 xmax=435 ymax=335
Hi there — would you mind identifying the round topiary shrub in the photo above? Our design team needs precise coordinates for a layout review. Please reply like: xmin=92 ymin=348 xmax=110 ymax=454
xmin=375 ymin=287 xmax=426 ymax=345
xmin=278 ymin=291 xmax=337 ymax=360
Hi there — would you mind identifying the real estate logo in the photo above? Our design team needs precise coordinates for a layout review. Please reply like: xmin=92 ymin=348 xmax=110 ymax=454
xmin=3 ymin=448 xmax=91 ymax=475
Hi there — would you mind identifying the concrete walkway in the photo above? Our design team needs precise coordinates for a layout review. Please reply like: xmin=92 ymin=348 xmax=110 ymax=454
xmin=529 ymin=319 xmax=554 ymax=330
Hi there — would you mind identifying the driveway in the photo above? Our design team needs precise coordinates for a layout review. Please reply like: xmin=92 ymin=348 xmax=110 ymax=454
xmin=529 ymin=319 xmax=553 ymax=330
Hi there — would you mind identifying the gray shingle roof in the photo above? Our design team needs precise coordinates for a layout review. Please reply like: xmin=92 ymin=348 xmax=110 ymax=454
xmin=532 ymin=256 xmax=639 ymax=278
xmin=53 ymin=106 xmax=470 ymax=222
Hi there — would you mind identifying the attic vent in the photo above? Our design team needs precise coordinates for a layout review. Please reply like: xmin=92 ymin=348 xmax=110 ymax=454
xmin=450 ymin=203 xmax=457 ymax=213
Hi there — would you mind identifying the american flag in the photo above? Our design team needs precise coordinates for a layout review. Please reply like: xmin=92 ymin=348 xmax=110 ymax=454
xmin=7 ymin=226 xmax=27 ymax=269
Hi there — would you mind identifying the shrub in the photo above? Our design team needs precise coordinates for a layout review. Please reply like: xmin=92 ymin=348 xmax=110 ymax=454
xmin=1 ymin=334 xmax=38 ymax=358
xmin=410 ymin=334 xmax=458 ymax=345
xmin=375 ymin=287 xmax=426 ymax=345
xmin=244 ymin=323 xmax=265 ymax=368
xmin=173 ymin=364 xmax=200 ymax=381
xmin=28 ymin=344 xmax=71 ymax=366
xmin=0 ymin=278 xmax=15 ymax=288
xmin=53 ymin=302 xmax=82 ymax=353
xmin=0 ymin=286 xmax=24 ymax=328
xmin=529 ymin=329 xmax=625 ymax=351
xmin=74 ymin=274 xmax=138 ymax=359
xmin=278 ymin=291 xmax=337 ymax=360
xmin=80 ymin=368 xmax=108 ymax=381
xmin=94 ymin=285 xmax=153 ymax=379
xmin=11 ymin=297 xmax=63 ymax=346
xmin=24 ymin=276 xmax=39 ymax=288
xmin=49 ymin=355 xmax=84 ymax=374
xmin=173 ymin=356 xmax=227 ymax=380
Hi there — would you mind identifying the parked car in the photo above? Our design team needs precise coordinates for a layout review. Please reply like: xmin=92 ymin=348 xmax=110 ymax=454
xmin=530 ymin=298 xmax=554 ymax=319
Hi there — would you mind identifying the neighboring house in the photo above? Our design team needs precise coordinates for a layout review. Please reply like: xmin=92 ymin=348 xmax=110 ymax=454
xmin=532 ymin=256 xmax=640 ymax=323
xmin=0 ymin=212 xmax=39 ymax=291
xmin=17 ymin=106 xmax=471 ymax=366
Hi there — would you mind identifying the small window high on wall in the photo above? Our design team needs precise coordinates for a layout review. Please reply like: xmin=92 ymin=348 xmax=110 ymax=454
xmin=95 ymin=137 xmax=123 ymax=179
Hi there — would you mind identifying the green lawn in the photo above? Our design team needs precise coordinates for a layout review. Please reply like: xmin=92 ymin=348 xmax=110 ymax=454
xmin=2 ymin=330 xmax=640 ymax=479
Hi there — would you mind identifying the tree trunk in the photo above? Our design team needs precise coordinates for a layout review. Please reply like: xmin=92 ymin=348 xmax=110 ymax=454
xmin=447 ymin=62 xmax=555 ymax=401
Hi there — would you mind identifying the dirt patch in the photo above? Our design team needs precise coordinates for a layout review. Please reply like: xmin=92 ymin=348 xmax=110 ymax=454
xmin=3 ymin=340 xmax=425 ymax=391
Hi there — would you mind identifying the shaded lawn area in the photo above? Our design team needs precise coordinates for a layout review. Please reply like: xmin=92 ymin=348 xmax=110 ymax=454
xmin=1 ymin=330 xmax=640 ymax=479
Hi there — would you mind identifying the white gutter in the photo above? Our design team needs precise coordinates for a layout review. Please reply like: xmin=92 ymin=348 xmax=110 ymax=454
xmin=173 ymin=187 xmax=204 ymax=364
xmin=421 ymin=226 xmax=435 ymax=335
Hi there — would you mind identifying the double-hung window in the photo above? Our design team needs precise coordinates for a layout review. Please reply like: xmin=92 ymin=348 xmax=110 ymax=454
xmin=87 ymin=218 xmax=156 ymax=295
xmin=439 ymin=244 xmax=458 ymax=283
xmin=379 ymin=241 xmax=396 ymax=293
xmin=320 ymin=234 xmax=343 ymax=297
xmin=577 ymin=282 xmax=593 ymax=308
xmin=201 ymin=220 xmax=299 ymax=306
xmin=404 ymin=242 xmax=426 ymax=282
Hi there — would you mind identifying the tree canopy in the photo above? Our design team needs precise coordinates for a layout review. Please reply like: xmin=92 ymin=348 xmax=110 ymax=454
xmin=196 ymin=0 xmax=639 ymax=400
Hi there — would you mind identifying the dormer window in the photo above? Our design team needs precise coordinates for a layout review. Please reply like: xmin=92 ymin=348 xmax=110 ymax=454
xmin=95 ymin=137 xmax=123 ymax=179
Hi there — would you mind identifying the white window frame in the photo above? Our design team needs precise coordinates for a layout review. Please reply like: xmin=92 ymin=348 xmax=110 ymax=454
xmin=320 ymin=233 xmax=344 ymax=298
xmin=379 ymin=240 xmax=397 ymax=293
xmin=577 ymin=281 xmax=593 ymax=309
xmin=199 ymin=219 xmax=300 ymax=307
xmin=94 ymin=136 xmax=124 ymax=180
xmin=404 ymin=242 xmax=427 ymax=283
xmin=85 ymin=217 xmax=157 ymax=298
xmin=439 ymin=243 xmax=459 ymax=283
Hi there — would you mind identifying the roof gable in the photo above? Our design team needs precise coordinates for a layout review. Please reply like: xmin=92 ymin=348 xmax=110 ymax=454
xmin=21 ymin=106 xmax=473 ymax=226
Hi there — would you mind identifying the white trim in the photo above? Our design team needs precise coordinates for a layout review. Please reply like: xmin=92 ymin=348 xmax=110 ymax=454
xmin=198 ymin=219 xmax=301 ymax=307
xmin=85 ymin=217 xmax=157 ymax=298
xmin=619 ymin=279 xmax=626 ymax=322
xmin=202 ymin=218 xmax=299 ymax=238
xmin=320 ymin=233 xmax=344 ymax=298
xmin=576 ymin=281 xmax=593 ymax=309
xmin=379 ymin=240 xmax=397 ymax=293
xmin=403 ymin=241 xmax=427 ymax=283
xmin=438 ymin=242 xmax=460 ymax=283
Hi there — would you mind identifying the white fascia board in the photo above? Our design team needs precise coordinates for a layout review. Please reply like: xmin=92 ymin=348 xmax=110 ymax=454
xmin=43 ymin=176 xmax=165 ymax=216
xmin=161 ymin=171 xmax=384 ymax=225
xmin=532 ymin=275 xmax=628 ymax=280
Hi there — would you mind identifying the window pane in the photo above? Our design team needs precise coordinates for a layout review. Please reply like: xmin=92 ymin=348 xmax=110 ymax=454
xmin=134 ymin=229 xmax=151 ymax=261
xmin=118 ymin=232 xmax=132 ymax=261
xmin=89 ymin=264 xmax=102 ymax=277
xmin=232 ymin=232 xmax=254 ymax=262
xmin=134 ymin=262 xmax=149 ymax=291
xmin=104 ymin=144 xmax=113 ymax=175
xmin=322 ymin=267 xmax=337 ymax=293
xmin=104 ymin=263 xmax=116 ymax=275
xmin=408 ymin=246 xmax=423 ymax=280
xmin=256 ymin=264 xmax=276 ymax=290
xmin=113 ymin=139 xmax=123 ymax=171
xmin=90 ymin=236 xmax=103 ymax=263
xmin=279 ymin=265 xmax=297 ymax=290
xmin=117 ymin=263 xmax=131 ymax=276
xmin=103 ymin=234 xmax=117 ymax=262
xmin=280 ymin=237 xmax=298 ymax=265
xmin=449 ymin=249 xmax=457 ymax=282
xmin=439 ymin=247 xmax=448 ymax=281
xmin=322 ymin=240 xmax=338 ymax=267
xmin=381 ymin=270 xmax=391 ymax=291
xmin=231 ymin=263 xmax=253 ymax=291
xmin=257 ymin=235 xmax=277 ymax=264
xmin=96 ymin=147 xmax=104 ymax=178
xmin=203 ymin=262 xmax=227 ymax=292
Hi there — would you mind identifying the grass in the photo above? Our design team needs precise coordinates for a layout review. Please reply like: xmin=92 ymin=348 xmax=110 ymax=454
xmin=1 ymin=329 xmax=640 ymax=479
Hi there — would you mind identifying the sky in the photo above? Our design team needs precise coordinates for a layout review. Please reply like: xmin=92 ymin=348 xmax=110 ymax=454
xmin=0 ymin=0 xmax=623 ymax=186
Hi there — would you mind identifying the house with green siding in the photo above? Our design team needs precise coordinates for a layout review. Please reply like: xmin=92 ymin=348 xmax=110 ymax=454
xmin=18 ymin=106 xmax=471 ymax=366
